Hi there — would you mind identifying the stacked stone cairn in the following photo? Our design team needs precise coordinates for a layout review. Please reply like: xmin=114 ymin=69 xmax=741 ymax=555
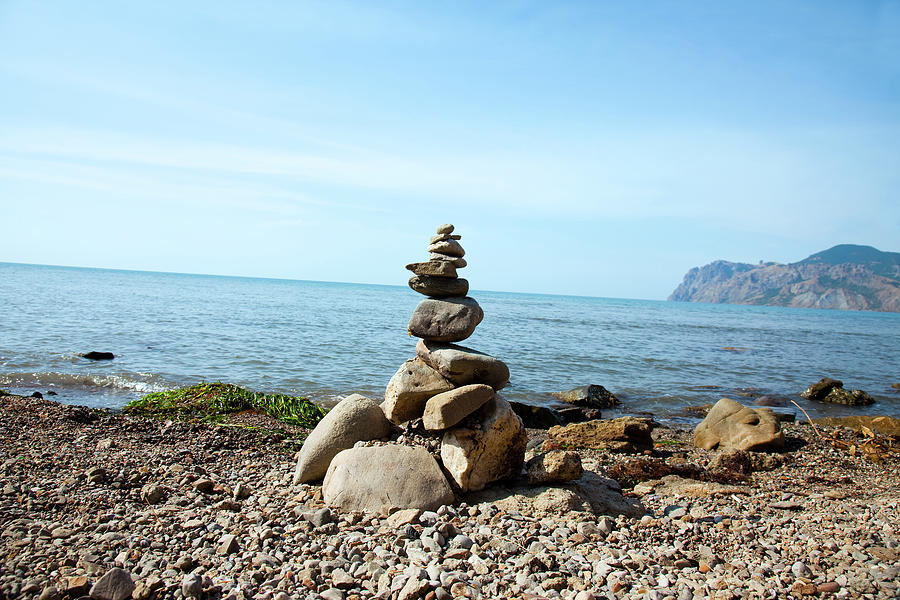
xmin=293 ymin=224 xmax=528 ymax=514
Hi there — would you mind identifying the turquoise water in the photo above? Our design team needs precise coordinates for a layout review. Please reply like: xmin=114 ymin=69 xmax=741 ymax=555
xmin=1 ymin=262 xmax=898 ymax=423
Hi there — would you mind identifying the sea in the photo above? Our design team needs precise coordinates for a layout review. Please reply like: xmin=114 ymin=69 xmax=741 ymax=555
xmin=1 ymin=262 xmax=898 ymax=425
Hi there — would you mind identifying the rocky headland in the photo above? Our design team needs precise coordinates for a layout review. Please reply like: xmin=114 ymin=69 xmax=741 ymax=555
xmin=669 ymin=245 xmax=900 ymax=312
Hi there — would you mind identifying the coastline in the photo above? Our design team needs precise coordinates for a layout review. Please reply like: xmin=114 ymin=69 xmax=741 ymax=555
xmin=2 ymin=394 xmax=898 ymax=599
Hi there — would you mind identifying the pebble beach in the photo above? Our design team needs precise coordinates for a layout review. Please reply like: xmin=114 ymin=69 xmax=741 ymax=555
xmin=2 ymin=393 xmax=898 ymax=600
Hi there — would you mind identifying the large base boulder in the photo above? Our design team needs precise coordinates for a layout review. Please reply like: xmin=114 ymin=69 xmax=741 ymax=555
xmin=407 ymin=297 xmax=484 ymax=343
xmin=548 ymin=417 xmax=654 ymax=453
xmin=293 ymin=395 xmax=392 ymax=484
xmin=322 ymin=445 xmax=454 ymax=514
xmin=441 ymin=395 xmax=527 ymax=492
xmin=382 ymin=358 xmax=454 ymax=424
xmin=416 ymin=340 xmax=510 ymax=390
xmin=693 ymin=398 xmax=785 ymax=452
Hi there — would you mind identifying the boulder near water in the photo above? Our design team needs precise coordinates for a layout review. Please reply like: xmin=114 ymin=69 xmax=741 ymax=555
xmin=322 ymin=445 xmax=454 ymax=513
xmin=693 ymin=397 xmax=785 ymax=452
xmin=293 ymin=394 xmax=392 ymax=484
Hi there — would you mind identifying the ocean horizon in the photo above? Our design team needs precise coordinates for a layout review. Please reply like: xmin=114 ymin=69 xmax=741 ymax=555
xmin=2 ymin=261 xmax=898 ymax=424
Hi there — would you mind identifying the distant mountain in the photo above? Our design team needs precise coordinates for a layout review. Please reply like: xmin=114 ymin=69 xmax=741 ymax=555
xmin=669 ymin=245 xmax=900 ymax=312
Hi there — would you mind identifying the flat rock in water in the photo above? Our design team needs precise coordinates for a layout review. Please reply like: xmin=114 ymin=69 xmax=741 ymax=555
xmin=548 ymin=417 xmax=654 ymax=453
xmin=693 ymin=398 xmax=785 ymax=452
xmin=416 ymin=339 xmax=509 ymax=390
xmin=423 ymin=384 xmax=494 ymax=431
xmin=293 ymin=394 xmax=392 ymax=483
xmin=441 ymin=394 xmax=526 ymax=492
xmin=408 ymin=275 xmax=469 ymax=298
xmin=552 ymin=384 xmax=620 ymax=409
xmin=426 ymin=239 xmax=465 ymax=258
xmin=406 ymin=261 xmax=458 ymax=278
xmin=382 ymin=358 xmax=454 ymax=424
xmin=81 ymin=351 xmax=115 ymax=360
xmin=323 ymin=445 xmax=454 ymax=514
xmin=408 ymin=297 xmax=483 ymax=343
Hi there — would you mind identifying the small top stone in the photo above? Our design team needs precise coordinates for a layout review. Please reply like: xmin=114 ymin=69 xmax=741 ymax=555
xmin=436 ymin=224 xmax=454 ymax=234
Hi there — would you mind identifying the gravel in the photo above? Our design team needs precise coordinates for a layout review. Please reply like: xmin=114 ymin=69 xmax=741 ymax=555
xmin=2 ymin=394 xmax=898 ymax=599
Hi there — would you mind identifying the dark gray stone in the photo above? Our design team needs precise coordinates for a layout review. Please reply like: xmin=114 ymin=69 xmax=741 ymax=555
xmin=408 ymin=275 xmax=469 ymax=298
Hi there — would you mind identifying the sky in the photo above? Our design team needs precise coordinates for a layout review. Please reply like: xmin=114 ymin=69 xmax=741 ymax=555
xmin=1 ymin=1 xmax=898 ymax=299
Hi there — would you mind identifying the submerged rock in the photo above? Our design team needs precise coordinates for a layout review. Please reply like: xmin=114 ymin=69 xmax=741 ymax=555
xmin=693 ymin=397 xmax=785 ymax=452
xmin=800 ymin=377 xmax=843 ymax=400
xmin=553 ymin=384 xmax=620 ymax=409
xmin=80 ymin=351 xmax=115 ymax=360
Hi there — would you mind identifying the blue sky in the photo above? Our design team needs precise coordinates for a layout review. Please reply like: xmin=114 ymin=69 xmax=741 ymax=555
xmin=1 ymin=1 xmax=898 ymax=299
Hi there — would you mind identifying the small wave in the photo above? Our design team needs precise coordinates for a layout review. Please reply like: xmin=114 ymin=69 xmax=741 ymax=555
xmin=0 ymin=371 xmax=173 ymax=395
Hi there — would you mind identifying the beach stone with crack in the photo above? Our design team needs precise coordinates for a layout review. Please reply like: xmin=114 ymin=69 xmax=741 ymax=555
xmin=293 ymin=394 xmax=392 ymax=483
xmin=408 ymin=275 xmax=469 ymax=298
xmin=548 ymin=417 xmax=654 ymax=453
xmin=408 ymin=297 xmax=483 ymax=342
xmin=441 ymin=394 xmax=526 ymax=491
xmin=416 ymin=339 xmax=510 ymax=390
xmin=423 ymin=384 xmax=494 ymax=431
xmin=382 ymin=358 xmax=454 ymax=424
xmin=693 ymin=397 xmax=785 ymax=452
xmin=323 ymin=445 xmax=454 ymax=513
xmin=426 ymin=239 xmax=465 ymax=258
xmin=406 ymin=261 xmax=458 ymax=278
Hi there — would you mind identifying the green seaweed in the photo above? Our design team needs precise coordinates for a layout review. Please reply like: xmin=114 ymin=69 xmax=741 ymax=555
xmin=125 ymin=382 xmax=327 ymax=429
